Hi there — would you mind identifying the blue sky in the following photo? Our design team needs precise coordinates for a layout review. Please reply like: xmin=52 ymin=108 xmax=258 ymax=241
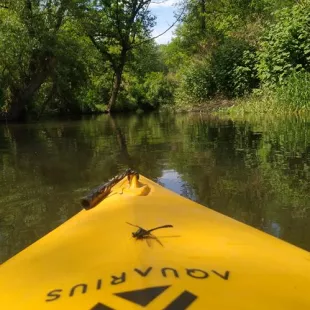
xmin=149 ymin=0 xmax=180 ymax=45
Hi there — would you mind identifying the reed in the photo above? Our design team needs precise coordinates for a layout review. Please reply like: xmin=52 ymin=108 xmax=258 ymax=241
xmin=218 ymin=71 xmax=310 ymax=116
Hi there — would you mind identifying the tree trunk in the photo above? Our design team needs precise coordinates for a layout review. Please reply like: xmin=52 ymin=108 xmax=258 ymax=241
xmin=3 ymin=98 xmax=27 ymax=122
xmin=200 ymin=0 xmax=206 ymax=32
xmin=107 ymin=49 xmax=127 ymax=113
xmin=107 ymin=71 xmax=122 ymax=113
xmin=0 ymin=56 xmax=56 ymax=122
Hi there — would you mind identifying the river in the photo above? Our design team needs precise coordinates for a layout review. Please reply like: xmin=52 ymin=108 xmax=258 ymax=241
xmin=0 ymin=112 xmax=310 ymax=262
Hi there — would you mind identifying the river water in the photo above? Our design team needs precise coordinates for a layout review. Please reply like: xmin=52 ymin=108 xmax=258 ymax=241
xmin=0 ymin=112 xmax=310 ymax=262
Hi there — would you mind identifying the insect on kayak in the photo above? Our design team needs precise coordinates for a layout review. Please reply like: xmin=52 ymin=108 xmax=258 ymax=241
xmin=0 ymin=169 xmax=309 ymax=309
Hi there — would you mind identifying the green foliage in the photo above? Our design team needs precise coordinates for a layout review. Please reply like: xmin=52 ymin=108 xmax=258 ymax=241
xmin=77 ymin=0 xmax=156 ymax=55
xmin=2 ymin=0 xmax=306 ymax=118
xmin=164 ymin=0 xmax=310 ymax=112
xmin=162 ymin=0 xmax=270 ymax=107
xmin=28 ymin=21 xmax=98 ymax=117
xmin=49 ymin=22 xmax=101 ymax=114
xmin=275 ymin=70 xmax=310 ymax=110
xmin=257 ymin=3 xmax=310 ymax=86
xmin=176 ymin=62 xmax=216 ymax=105
xmin=0 ymin=0 xmax=165 ymax=119
xmin=114 ymin=42 xmax=173 ymax=111
xmin=0 ymin=0 xmax=81 ymax=119
xmin=143 ymin=72 xmax=174 ymax=107
xmin=81 ymin=70 xmax=112 ymax=111
xmin=160 ymin=39 xmax=191 ymax=74
xmin=74 ymin=0 xmax=158 ymax=111
xmin=116 ymin=72 xmax=174 ymax=111
xmin=174 ymin=0 xmax=270 ymax=56
xmin=210 ymin=38 xmax=259 ymax=97
xmin=214 ymin=1 xmax=310 ymax=115
xmin=127 ymin=43 xmax=167 ymax=77
xmin=174 ymin=38 xmax=258 ymax=106
xmin=219 ymin=70 xmax=310 ymax=115
xmin=0 ymin=9 xmax=31 ymax=110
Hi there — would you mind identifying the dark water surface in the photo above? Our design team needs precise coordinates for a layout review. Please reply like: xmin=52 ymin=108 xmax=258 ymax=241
xmin=1 ymin=112 xmax=310 ymax=262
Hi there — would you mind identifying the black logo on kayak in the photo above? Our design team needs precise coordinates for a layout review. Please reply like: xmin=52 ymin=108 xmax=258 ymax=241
xmin=90 ymin=286 xmax=197 ymax=309
xmin=115 ymin=285 xmax=170 ymax=306
xmin=45 ymin=266 xmax=229 ymax=302
xmin=91 ymin=303 xmax=114 ymax=310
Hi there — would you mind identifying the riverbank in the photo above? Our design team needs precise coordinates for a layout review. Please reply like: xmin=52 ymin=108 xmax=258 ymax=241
xmin=216 ymin=94 xmax=310 ymax=117
xmin=170 ymin=97 xmax=235 ymax=113
xmin=177 ymin=87 xmax=310 ymax=117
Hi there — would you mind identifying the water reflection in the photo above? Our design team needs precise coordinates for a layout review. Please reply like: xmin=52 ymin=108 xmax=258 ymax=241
xmin=158 ymin=169 xmax=196 ymax=201
xmin=0 ymin=112 xmax=310 ymax=262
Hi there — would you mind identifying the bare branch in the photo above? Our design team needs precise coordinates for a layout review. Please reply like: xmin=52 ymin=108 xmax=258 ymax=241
xmin=131 ymin=4 xmax=185 ymax=48
xmin=150 ymin=0 xmax=171 ymax=4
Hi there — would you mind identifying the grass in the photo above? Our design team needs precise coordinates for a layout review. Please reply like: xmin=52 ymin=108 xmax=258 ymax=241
xmin=215 ymin=70 xmax=310 ymax=117
xmin=276 ymin=70 xmax=310 ymax=111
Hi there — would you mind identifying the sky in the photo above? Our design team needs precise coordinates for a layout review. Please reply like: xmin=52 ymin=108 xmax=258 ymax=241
xmin=149 ymin=0 xmax=180 ymax=45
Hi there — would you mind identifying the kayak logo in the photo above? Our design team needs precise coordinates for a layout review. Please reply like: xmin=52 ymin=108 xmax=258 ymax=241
xmin=45 ymin=267 xmax=230 ymax=305
xmin=90 ymin=285 xmax=197 ymax=309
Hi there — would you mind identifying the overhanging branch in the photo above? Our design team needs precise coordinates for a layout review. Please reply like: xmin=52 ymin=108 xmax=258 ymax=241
xmin=88 ymin=35 xmax=117 ymax=72
xmin=131 ymin=4 xmax=185 ymax=48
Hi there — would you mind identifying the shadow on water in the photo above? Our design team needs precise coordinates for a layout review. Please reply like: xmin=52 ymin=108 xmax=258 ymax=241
xmin=0 ymin=112 xmax=310 ymax=262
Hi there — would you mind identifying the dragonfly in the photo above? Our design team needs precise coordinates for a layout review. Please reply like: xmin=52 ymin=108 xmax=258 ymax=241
xmin=126 ymin=222 xmax=173 ymax=247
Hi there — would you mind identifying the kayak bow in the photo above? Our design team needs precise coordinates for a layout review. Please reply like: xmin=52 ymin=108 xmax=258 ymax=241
xmin=0 ymin=170 xmax=310 ymax=309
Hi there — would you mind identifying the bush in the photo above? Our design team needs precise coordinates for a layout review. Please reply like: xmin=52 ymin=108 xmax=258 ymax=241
xmin=175 ymin=37 xmax=259 ymax=106
xmin=115 ymin=72 xmax=174 ymax=111
xmin=143 ymin=72 xmax=174 ymax=108
xmin=176 ymin=62 xmax=216 ymax=104
xmin=210 ymin=37 xmax=259 ymax=97
xmin=257 ymin=3 xmax=310 ymax=86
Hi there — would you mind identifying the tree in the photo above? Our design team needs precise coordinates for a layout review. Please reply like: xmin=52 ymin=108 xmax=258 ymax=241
xmin=0 ymin=0 xmax=71 ymax=121
xmin=75 ymin=0 xmax=157 ymax=112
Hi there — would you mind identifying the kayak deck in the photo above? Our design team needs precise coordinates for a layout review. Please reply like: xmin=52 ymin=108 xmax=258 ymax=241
xmin=0 ymin=173 xmax=309 ymax=309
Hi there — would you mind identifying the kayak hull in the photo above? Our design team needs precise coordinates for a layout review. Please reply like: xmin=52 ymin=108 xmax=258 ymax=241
xmin=0 ymin=175 xmax=309 ymax=309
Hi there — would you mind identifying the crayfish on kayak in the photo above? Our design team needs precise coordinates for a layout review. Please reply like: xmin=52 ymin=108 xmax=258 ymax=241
xmin=126 ymin=222 xmax=173 ymax=246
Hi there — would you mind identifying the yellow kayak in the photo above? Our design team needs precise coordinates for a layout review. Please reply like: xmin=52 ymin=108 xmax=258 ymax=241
xmin=0 ymin=169 xmax=310 ymax=309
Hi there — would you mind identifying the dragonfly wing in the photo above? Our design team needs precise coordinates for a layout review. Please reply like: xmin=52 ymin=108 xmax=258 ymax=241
xmin=148 ymin=225 xmax=173 ymax=233
xmin=145 ymin=237 xmax=152 ymax=247
xmin=126 ymin=222 xmax=142 ymax=229
xmin=148 ymin=234 xmax=163 ymax=247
